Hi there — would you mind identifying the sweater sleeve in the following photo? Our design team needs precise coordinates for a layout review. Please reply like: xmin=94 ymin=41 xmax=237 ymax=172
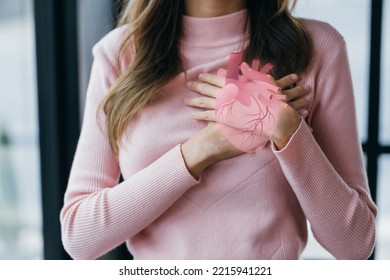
xmin=272 ymin=33 xmax=377 ymax=259
xmin=60 ymin=40 xmax=199 ymax=260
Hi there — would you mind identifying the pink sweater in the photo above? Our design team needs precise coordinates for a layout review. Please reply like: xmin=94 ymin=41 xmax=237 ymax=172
xmin=60 ymin=10 xmax=377 ymax=260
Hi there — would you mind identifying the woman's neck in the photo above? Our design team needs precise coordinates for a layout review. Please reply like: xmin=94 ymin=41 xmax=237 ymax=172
xmin=184 ymin=0 xmax=246 ymax=17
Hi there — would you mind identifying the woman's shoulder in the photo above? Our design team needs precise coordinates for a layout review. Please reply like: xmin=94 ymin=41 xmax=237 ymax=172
xmin=92 ymin=24 xmax=130 ymax=66
xmin=298 ymin=18 xmax=346 ymax=53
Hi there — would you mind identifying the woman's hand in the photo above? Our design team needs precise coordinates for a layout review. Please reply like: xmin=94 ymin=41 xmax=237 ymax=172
xmin=181 ymin=72 xmax=310 ymax=178
xmin=274 ymin=73 xmax=311 ymax=117
xmin=183 ymin=73 xmax=224 ymax=122
xmin=181 ymin=122 xmax=243 ymax=179
xmin=271 ymin=74 xmax=311 ymax=150
xmin=185 ymin=72 xmax=310 ymax=119
xmin=181 ymin=73 xmax=242 ymax=179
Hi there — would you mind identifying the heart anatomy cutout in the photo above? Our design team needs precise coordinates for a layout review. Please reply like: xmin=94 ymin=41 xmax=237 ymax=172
xmin=215 ymin=53 xmax=288 ymax=153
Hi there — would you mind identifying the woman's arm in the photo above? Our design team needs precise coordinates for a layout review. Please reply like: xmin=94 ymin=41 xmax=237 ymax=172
xmin=273 ymin=38 xmax=377 ymax=259
xmin=60 ymin=46 xmax=200 ymax=260
xmin=185 ymin=43 xmax=377 ymax=259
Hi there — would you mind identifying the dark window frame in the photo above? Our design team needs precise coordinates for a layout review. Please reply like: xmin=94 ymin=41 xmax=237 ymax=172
xmin=34 ymin=0 xmax=80 ymax=260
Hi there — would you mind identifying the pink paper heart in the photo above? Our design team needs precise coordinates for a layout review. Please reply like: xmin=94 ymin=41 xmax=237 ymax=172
xmin=216 ymin=53 xmax=287 ymax=153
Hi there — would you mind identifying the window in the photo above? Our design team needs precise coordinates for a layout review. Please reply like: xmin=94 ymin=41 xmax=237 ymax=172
xmin=377 ymin=156 xmax=390 ymax=259
xmin=0 ymin=0 xmax=43 ymax=259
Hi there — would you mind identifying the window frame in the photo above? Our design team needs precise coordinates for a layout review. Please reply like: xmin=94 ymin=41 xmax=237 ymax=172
xmin=34 ymin=0 xmax=80 ymax=260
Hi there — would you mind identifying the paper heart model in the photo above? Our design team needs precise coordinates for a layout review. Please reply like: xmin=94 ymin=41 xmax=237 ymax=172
xmin=215 ymin=53 xmax=288 ymax=153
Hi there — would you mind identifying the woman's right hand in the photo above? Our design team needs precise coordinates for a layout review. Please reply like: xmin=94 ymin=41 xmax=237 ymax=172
xmin=180 ymin=73 xmax=244 ymax=179
xmin=181 ymin=118 xmax=243 ymax=180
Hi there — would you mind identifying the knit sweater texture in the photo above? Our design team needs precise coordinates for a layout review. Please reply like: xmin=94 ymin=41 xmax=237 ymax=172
xmin=60 ymin=10 xmax=377 ymax=260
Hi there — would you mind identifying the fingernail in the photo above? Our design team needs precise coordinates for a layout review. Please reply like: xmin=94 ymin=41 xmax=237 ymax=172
xmin=192 ymin=112 xmax=200 ymax=118
xmin=186 ymin=81 xmax=193 ymax=88
xmin=290 ymin=74 xmax=298 ymax=81
xmin=198 ymin=73 xmax=204 ymax=79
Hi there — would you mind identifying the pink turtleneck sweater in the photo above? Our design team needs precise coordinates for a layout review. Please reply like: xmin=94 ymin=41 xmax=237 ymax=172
xmin=60 ymin=10 xmax=377 ymax=260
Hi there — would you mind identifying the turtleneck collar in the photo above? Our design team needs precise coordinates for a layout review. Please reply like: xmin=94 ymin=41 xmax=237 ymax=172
xmin=181 ymin=9 xmax=248 ymax=48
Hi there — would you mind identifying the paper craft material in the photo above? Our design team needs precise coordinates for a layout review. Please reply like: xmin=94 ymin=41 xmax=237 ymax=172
xmin=215 ymin=53 xmax=288 ymax=153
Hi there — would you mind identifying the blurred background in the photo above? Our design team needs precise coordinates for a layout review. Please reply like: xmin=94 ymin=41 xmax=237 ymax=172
xmin=0 ymin=0 xmax=388 ymax=260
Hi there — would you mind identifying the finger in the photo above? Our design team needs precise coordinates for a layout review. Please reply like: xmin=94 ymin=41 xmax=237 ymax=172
xmin=183 ymin=97 xmax=216 ymax=110
xmin=298 ymin=109 xmax=309 ymax=118
xmin=283 ymin=85 xmax=310 ymax=102
xmin=288 ymin=97 xmax=310 ymax=112
xmin=198 ymin=73 xmax=225 ymax=88
xmin=192 ymin=110 xmax=216 ymax=122
xmin=186 ymin=81 xmax=219 ymax=98
xmin=275 ymin=74 xmax=298 ymax=89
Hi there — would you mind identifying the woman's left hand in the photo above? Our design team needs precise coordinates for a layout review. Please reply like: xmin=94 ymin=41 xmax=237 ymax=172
xmin=184 ymin=72 xmax=310 ymax=150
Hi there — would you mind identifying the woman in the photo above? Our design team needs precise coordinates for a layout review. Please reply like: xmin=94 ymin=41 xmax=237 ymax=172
xmin=60 ymin=0 xmax=377 ymax=259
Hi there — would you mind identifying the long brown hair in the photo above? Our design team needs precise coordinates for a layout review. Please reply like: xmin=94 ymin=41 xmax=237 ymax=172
xmin=103 ymin=0 xmax=312 ymax=156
